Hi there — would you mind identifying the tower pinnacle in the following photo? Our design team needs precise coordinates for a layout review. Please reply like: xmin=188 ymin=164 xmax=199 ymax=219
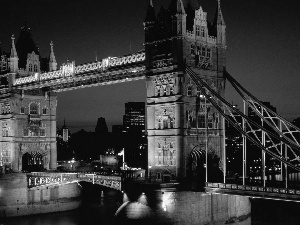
xmin=49 ymin=41 xmax=57 ymax=71
xmin=10 ymin=34 xmax=18 ymax=58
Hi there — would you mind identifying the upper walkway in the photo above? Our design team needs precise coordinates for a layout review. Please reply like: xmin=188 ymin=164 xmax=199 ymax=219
xmin=12 ymin=51 xmax=146 ymax=92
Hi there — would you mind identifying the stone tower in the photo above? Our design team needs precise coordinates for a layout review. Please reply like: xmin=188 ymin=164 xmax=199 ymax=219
xmin=145 ymin=0 xmax=226 ymax=183
xmin=0 ymin=27 xmax=58 ymax=172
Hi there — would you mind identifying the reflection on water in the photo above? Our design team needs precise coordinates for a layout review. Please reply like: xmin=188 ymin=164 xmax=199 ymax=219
xmin=2 ymin=182 xmax=300 ymax=225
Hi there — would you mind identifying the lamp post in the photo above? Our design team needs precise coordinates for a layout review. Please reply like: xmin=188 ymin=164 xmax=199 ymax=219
xmin=149 ymin=165 xmax=152 ymax=183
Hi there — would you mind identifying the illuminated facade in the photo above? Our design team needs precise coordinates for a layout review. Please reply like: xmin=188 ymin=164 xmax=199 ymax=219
xmin=145 ymin=0 xmax=226 ymax=183
xmin=0 ymin=26 xmax=58 ymax=171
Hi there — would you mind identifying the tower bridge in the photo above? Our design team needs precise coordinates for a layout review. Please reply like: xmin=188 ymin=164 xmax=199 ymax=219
xmin=1 ymin=0 xmax=300 ymax=198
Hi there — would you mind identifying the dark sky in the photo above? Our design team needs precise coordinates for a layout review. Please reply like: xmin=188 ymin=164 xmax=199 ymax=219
xmin=0 ymin=0 xmax=299 ymax=132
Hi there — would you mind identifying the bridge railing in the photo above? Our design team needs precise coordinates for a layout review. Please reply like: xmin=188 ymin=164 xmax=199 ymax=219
xmin=27 ymin=172 xmax=122 ymax=191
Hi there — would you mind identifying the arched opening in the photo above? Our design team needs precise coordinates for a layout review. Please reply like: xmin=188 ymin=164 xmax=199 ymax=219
xmin=22 ymin=152 xmax=44 ymax=172
xmin=188 ymin=146 xmax=206 ymax=189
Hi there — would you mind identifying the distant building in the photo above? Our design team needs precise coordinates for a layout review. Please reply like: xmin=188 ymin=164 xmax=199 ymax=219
xmin=122 ymin=102 xmax=147 ymax=169
xmin=123 ymin=102 xmax=145 ymax=128
xmin=57 ymin=120 xmax=72 ymax=161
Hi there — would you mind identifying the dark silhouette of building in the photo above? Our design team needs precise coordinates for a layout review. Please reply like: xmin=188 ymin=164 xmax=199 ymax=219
xmin=57 ymin=120 xmax=72 ymax=161
xmin=122 ymin=102 xmax=147 ymax=169
xmin=95 ymin=117 xmax=109 ymax=156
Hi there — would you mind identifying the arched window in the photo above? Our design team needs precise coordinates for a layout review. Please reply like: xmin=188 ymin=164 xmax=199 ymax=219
xmin=200 ymin=27 xmax=205 ymax=37
xmin=29 ymin=64 xmax=33 ymax=72
xmin=196 ymin=26 xmax=200 ymax=36
xmin=29 ymin=103 xmax=38 ymax=115
xmin=34 ymin=64 xmax=38 ymax=72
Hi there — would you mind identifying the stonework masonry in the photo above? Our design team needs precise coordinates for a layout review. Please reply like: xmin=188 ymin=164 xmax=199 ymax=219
xmin=0 ymin=174 xmax=81 ymax=217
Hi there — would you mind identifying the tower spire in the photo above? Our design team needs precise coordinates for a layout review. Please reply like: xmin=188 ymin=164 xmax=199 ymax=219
xmin=10 ymin=34 xmax=18 ymax=58
xmin=9 ymin=34 xmax=19 ymax=73
xmin=49 ymin=41 xmax=57 ymax=71
xmin=177 ymin=0 xmax=186 ymax=14
xmin=217 ymin=0 xmax=225 ymax=26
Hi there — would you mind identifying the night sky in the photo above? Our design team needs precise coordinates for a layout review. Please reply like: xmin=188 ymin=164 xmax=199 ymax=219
xmin=0 ymin=0 xmax=299 ymax=132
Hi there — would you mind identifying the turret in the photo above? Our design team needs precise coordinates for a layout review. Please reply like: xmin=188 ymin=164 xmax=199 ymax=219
xmin=9 ymin=34 xmax=19 ymax=73
xmin=175 ymin=0 xmax=187 ymax=35
xmin=214 ymin=0 xmax=226 ymax=45
xmin=144 ymin=0 xmax=156 ymax=43
xmin=49 ymin=41 xmax=57 ymax=71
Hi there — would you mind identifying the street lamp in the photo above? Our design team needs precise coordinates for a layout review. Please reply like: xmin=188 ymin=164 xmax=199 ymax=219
xmin=149 ymin=165 xmax=152 ymax=183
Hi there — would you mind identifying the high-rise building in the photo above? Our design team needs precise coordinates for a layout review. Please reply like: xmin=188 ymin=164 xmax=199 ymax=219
xmin=123 ymin=102 xmax=145 ymax=128
xmin=122 ymin=102 xmax=147 ymax=169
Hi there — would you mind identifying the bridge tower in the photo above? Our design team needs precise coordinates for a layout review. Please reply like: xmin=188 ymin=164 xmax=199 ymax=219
xmin=144 ymin=0 xmax=226 ymax=184
xmin=0 ymin=26 xmax=58 ymax=172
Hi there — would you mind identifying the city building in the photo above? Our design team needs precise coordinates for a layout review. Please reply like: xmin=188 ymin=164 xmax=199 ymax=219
xmin=122 ymin=102 xmax=147 ymax=169
xmin=123 ymin=102 xmax=145 ymax=128
xmin=57 ymin=120 xmax=72 ymax=161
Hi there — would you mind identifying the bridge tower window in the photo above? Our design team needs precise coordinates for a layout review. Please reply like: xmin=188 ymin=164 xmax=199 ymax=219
xmin=207 ymin=48 xmax=211 ymax=58
xmin=20 ymin=106 xmax=25 ymax=114
xmin=34 ymin=65 xmax=38 ymax=72
xmin=29 ymin=64 xmax=33 ymax=72
xmin=29 ymin=103 xmax=39 ymax=115
xmin=40 ymin=128 xmax=46 ymax=137
xmin=196 ymin=26 xmax=200 ymax=36
xmin=200 ymin=27 xmax=205 ymax=37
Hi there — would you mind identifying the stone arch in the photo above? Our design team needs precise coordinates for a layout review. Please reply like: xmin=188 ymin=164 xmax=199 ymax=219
xmin=189 ymin=146 xmax=205 ymax=176
xmin=22 ymin=151 xmax=44 ymax=172
xmin=162 ymin=169 xmax=171 ymax=183
xmin=187 ymin=145 xmax=206 ymax=189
